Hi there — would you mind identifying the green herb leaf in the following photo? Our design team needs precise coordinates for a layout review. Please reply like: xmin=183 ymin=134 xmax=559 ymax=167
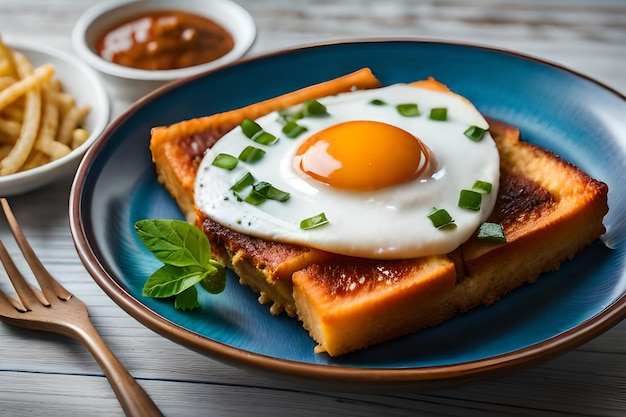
xmin=200 ymin=260 xmax=227 ymax=294
xmin=427 ymin=208 xmax=456 ymax=229
xmin=134 ymin=219 xmax=210 ymax=268
xmin=429 ymin=107 xmax=448 ymax=121
xmin=300 ymin=212 xmax=329 ymax=230
xmin=458 ymin=189 xmax=482 ymax=211
xmin=142 ymin=264 xmax=206 ymax=298
xmin=472 ymin=180 xmax=493 ymax=194
xmin=302 ymin=99 xmax=328 ymax=116
xmin=369 ymin=99 xmax=387 ymax=106
xmin=282 ymin=120 xmax=308 ymax=138
xmin=175 ymin=286 xmax=201 ymax=311
xmin=464 ymin=125 xmax=487 ymax=141
xmin=477 ymin=222 xmax=507 ymax=243
xmin=211 ymin=153 xmax=239 ymax=170
xmin=243 ymin=188 xmax=268 ymax=205
xmin=230 ymin=172 xmax=255 ymax=192
xmin=238 ymin=146 xmax=266 ymax=163
xmin=396 ymin=103 xmax=420 ymax=117
xmin=240 ymin=119 xmax=263 ymax=138
xmin=135 ymin=219 xmax=227 ymax=311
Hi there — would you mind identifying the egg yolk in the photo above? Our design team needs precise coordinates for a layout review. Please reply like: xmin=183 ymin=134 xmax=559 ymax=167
xmin=295 ymin=120 xmax=431 ymax=192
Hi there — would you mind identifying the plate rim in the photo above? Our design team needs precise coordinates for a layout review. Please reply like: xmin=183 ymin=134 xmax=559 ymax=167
xmin=69 ymin=38 xmax=626 ymax=390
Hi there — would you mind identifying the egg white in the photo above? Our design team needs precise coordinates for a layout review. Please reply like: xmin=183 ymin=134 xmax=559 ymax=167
xmin=195 ymin=84 xmax=500 ymax=259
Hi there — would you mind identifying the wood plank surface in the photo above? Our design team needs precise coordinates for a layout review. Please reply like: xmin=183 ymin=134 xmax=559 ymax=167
xmin=0 ymin=1 xmax=625 ymax=416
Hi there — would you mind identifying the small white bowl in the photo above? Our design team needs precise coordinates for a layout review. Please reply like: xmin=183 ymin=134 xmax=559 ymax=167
xmin=0 ymin=40 xmax=110 ymax=196
xmin=71 ymin=0 xmax=256 ymax=98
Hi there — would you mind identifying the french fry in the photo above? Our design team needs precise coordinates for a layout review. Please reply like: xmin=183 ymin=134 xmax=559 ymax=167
xmin=0 ymin=38 xmax=91 ymax=176
xmin=34 ymin=90 xmax=71 ymax=160
xmin=0 ymin=63 xmax=53 ymax=112
xmin=0 ymin=36 xmax=18 ymax=79
xmin=0 ymin=76 xmax=17 ymax=90
xmin=0 ymin=116 xmax=21 ymax=141
xmin=0 ymin=52 xmax=41 ymax=175
xmin=71 ymin=127 xmax=89 ymax=149
xmin=56 ymin=104 xmax=90 ymax=146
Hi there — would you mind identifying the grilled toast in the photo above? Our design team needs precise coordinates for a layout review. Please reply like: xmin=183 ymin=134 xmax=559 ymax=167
xmin=150 ymin=69 xmax=609 ymax=356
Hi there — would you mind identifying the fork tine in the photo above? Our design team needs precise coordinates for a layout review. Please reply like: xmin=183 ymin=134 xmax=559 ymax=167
xmin=0 ymin=198 xmax=71 ymax=302
xmin=0 ymin=238 xmax=41 ymax=310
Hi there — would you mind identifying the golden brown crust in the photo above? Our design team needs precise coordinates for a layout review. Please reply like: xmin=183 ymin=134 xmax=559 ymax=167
xmin=151 ymin=73 xmax=609 ymax=356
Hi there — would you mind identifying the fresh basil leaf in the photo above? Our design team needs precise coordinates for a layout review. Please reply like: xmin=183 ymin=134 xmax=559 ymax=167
xmin=200 ymin=260 xmax=227 ymax=294
xmin=142 ymin=264 xmax=206 ymax=298
xmin=135 ymin=219 xmax=210 ymax=268
xmin=175 ymin=286 xmax=201 ymax=311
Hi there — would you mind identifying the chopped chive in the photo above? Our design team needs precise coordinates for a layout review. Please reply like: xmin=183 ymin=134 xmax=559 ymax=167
xmin=300 ymin=212 xmax=329 ymax=230
xmin=238 ymin=146 xmax=266 ymax=163
xmin=472 ymin=180 xmax=493 ymax=194
xmin=255 ymin=181 xmax=290 ymax=202
xmin=244 ymin=189 xmax=268 ymax=205
xmin=303 ymin=99 xmax=328 ymax=116
xmin=369 ymin=99 xmax=387 ymax=106
xmin=464 ymin=125 xmax=487 ymax=141
xmin=458 ymin=189 xmax=482 ymax=211
xmin=241 ymin=119 xmax=263 ymax=139
xmin=282 ymin=120 xmax=308 ymax=138
xmin=241 ymin=181 xmax=291 ymax=205
xmin=477 ymin=222 xmax=507 ymax=243
xmin=429 ymin=107 xmax=448 ymax=121
xmin=211 ymin=153 xmax=238 ymax=170
xmin=396 ymin=103 xmax=420 ymax=117
xmin=427 ymin=208 xmax=456 ymax=229
xmin=265 ymin=185 xmax=290 ymax=202
xmin=241 ymin=119 xmax=278 ymax=145
xmin=253 ymin=131 xmax=278 ymax=145
xmin=230 ymin=172 xmax=255 ymax=192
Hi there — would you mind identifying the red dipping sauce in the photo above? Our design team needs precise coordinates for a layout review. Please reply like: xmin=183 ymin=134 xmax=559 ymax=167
xmin=96 ymin=10 xmax=234 ymax=70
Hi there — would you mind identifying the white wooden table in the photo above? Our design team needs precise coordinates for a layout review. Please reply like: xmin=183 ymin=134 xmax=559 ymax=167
xmin=1 ymin=1 xmax=626 ymax=416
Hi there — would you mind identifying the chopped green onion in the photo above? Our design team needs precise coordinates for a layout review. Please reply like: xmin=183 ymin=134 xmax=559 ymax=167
xmin=244 ymin=189 xmax=267 ymax=205
xmin=458 ymin=189 xmax=482 ymax=211
xmin=238 ymin=146 xmax=266 ymax=163
xmin=282 ymin=120 xmax=308 ymax=138
xmin=477 ymin=222 xmax=507 ymax=242
xmin=240 ymin=119 xmax=278 ymax=145
xmin=265 ymin=185 xmax=290 ymax=202
xmin=300 ymin=212 xmax=329 ymax=230
xmin=240 ymin=119 xmax=263 ymax=139
xmin=251 ymin=181 xmax=290 ymax=202
xmin=303 ymin=99 xmax=328 ymax=116
xmin=252 ymin=131 xmax=278 ymax=145
xmin=278 ymin=100 xmax=328 ymax=123
xmin=464 ymin=125 xmax=487 ymax=141
xmin=429 ymin=107 xmax=448 ymax=121
xmin=472 ymin=180 xmax=493 ymax=194
xmin=369 ymin=99 xmax=387 ymax=106
xmin=396 ymin=103 xmax=420 ymax=117
xmin=230 ymin=172 xmax=255 ymax=192
xmin=211 ymin=153 xmax=238 ymax=170
xmin=427 ymin=208 xmax=456 ymax=229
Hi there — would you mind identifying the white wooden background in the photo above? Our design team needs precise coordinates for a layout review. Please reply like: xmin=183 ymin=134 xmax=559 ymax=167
xmin=1 ymin=1 xmax=626 ymax=416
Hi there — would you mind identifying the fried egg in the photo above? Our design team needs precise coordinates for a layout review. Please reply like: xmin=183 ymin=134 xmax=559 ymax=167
xmin=195 ymin=83 xmax=500 ymax=259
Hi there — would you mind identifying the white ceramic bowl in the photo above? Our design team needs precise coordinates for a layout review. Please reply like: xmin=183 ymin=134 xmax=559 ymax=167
xmin=0 ymin=40 xmax=110 ymax=196
xmin=71 ymin=0 xmax=256 ymax=95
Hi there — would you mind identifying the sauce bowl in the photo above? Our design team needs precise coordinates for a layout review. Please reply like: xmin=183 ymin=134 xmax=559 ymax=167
xmin=71 ymin=0 xmax=256 ymax=99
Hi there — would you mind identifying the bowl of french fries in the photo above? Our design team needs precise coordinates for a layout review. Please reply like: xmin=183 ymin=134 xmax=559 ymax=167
xmin=0 ymin=37 xmax=109 ymax=196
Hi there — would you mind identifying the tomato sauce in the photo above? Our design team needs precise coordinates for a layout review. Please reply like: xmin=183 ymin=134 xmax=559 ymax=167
xmin=96 ymin=10 xmax=234 ymax=70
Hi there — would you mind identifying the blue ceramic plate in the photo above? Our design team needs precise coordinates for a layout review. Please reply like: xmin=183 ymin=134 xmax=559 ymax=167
xmin=70 ymin=40 xmax=626 ymax=390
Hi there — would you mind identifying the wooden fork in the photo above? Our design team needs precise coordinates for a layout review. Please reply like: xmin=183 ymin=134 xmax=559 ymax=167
xmin=0 ymin=198 xmax=164 ymax=417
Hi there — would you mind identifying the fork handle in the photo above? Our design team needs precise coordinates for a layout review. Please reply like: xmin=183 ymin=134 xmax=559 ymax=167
xmin=72 ymin=320 xmax=165 ymax=417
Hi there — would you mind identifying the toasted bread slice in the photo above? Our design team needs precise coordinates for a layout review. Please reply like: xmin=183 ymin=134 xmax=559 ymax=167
xmin=151 ymin=71 xmax=608 ymax=356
